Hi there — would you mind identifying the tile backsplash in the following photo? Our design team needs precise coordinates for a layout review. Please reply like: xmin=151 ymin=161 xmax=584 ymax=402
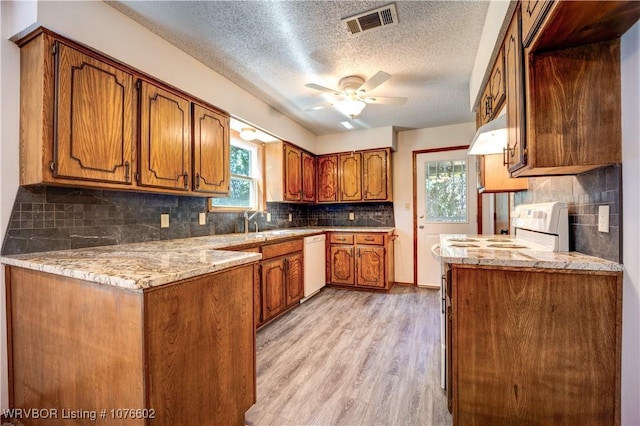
xmin=1 ymin=186 xmax=394 ymax=255
xmin=514 ymin=164 xmax=621 ymax=262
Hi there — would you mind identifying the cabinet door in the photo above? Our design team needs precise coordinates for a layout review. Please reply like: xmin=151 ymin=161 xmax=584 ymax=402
xmin=54 ymin=42 xmax=134 ymax=184
xmin=489 ymin=47 xmax=506 ymax=115
xmin=138 ymin=81 xmax=191 ymax=190
xmin=521 ymin=0 xmax=553 ymax=47
xmin=301 ymin=152 xmax=316 ymax=202
xmin=504 ymin=8 xmax=527 ymax=173
xmin=363 ymin=149 xmax=390 ymax=201
xmin=356 ymin=246 xmax=385 ymax=288
xmin=283 ymin=144 xmax=302 ymax=201
xmin=329 ymin=246 xmax=355 ymax=285
xmin=481 ymin=154 xmax=529 ymax=192
xmin=338 ymin=153 xmax=362 ymax=201
xmin=285 ymin=253 xmax=304 ymax=307
xmin=261 ymin=258 xmax=287 ymax=321
xmin=479 ymin=85 xmax=493 ymax=125
xmin=317 ymin=155 xmax=339 ymax=203
xmin=192 ymin=104 xmax=230 ymax=195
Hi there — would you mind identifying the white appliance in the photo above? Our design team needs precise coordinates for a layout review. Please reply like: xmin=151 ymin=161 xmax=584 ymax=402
xmin=301 ymin=234 xmax=326 ymax=302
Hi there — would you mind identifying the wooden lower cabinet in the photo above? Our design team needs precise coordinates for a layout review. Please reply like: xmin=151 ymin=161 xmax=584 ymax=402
xmin=5 ymin=264 xmax=257 ymax=426
xmin=327 ymin=232 xmax=395 ymax=291
xmin=448 ymin=264 xmax=622 ymax=425
xmin=258 ymin=238 xmax=304 ymax=326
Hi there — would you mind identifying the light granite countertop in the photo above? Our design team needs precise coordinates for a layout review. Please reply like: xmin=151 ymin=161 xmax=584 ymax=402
xmin=439 ymin=234 xmax=623 ymax=272
xmin=0 ymin=227 xmax=395 ymax=290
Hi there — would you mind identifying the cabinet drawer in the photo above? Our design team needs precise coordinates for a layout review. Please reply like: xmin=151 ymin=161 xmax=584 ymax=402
xmin=261 ymin=239 xmax=303 ymax=260
xmin=330 ymin=234 xmax=354 ymax=245
xmin=355 ymin=234 xmax=384 ymax=245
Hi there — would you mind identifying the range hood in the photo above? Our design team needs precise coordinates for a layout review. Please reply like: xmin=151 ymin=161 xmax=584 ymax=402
xmin=468 ymin=112 xmax=507 ymax=156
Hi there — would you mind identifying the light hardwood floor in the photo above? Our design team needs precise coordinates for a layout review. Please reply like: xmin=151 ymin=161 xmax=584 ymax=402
xmin=245 ymin=286 xmax=451 ymax=426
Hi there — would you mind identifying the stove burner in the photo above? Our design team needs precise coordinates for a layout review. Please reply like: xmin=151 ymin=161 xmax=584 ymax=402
xmin=485 ymin=238 xmax=515 ymax=242
xmin=449 ymin=243 xmax=481 ymax=248
xmin=487 ymin=243 xmax=528 ymax=249
xmin=447 ymin=238 xmax=479 ymax=243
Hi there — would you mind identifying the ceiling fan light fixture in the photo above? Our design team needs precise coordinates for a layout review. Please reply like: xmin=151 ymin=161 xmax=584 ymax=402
xmin=239 ymin=127 xmax=257 ymax=141
xmin=337 ymin=98 xmax=366 ymax=119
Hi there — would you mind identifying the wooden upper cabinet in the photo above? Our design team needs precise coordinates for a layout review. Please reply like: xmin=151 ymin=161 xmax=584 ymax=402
xmin=138 ymin=81 xmax=191 ymax=191
xmin=479 ymin=154 xmax=528 ymax=193
xmin=362 ymin=149 xmax=391 ymax=201
xmin=283 ymin=143 xmax=303 ymax=201
xmin=192 ymin=103 xmax=229 ymax=195
xmin=521 ymin=0 xmax=553 ymax=47
xmin=479 ymin=48 xmax=506 ymax=125
xmin=317 ymin=155 xmax=339 ymax=203
xmin=302 ymin=152 xmax=316 ymax=202
xmin=54 ymin=42 xmax=135 ymax=184
xmin=489 ymin=47 xmax=506 ymax=116
xmin=338 ymin=153 xmax=362 ymax=202
xmin=504 ymin=7 xmax=527 ymax=173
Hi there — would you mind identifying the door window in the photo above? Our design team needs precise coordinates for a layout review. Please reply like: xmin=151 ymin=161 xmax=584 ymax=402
xmin=425 ymin=160 xmax=468 ymax=223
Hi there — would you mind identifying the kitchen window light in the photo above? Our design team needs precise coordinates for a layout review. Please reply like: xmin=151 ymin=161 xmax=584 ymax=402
xmin=210 ymin=137 xmax=265 ymax=211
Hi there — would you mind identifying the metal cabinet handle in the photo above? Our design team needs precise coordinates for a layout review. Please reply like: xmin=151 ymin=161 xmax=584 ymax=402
xmin=195 ymin=173 xmax=201 ymax=189
xmin=124 ymin=161 xmax=130 ymax=182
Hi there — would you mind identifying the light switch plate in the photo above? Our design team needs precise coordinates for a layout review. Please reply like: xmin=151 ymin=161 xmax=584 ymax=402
xmin=160 ymin=213 xmax=170 ymax=228
xmin=349 ymin=212 xmax=355 ymax=220
xmin=267 ymin=212 xmax=272 ymax=222
xmin=288 ymin=213 xmax=292 ymax=222
xmin=598 ymin=205 xmax=610 ymax=233
xmin=198 ymin=212 xmax=206 ymax=225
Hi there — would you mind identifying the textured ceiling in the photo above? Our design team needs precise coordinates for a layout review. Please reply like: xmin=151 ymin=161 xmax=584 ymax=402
xmin=107 ymin=1 xmax=490 ymax=136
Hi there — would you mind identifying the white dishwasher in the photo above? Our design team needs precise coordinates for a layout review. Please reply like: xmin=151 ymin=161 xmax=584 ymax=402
xmin=301 ymin=234 xmax=326 ymax=302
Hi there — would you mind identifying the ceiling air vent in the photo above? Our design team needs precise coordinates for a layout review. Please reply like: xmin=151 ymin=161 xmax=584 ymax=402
xmin=342 ymin=3 xmax=398 ymax=36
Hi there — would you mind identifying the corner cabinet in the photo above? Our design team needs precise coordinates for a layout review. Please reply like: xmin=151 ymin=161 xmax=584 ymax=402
xmin=192 ymin=103 xmax=230 ymax=195
xmin=327 ymin=232 xmax=395 ymax=291
xmin=318 ymin=148 xmax=392 ymax=203
xmin=17 ymin=28 xmax=231 ymax=197
xmin=266 ymin=141 xmax=315 ymax=203
xmin=137 ymin=81 xmax=191 ymax=191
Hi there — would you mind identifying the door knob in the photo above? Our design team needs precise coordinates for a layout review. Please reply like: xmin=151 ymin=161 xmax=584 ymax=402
xmin=419 ymin=225 xmax=424 ymax=229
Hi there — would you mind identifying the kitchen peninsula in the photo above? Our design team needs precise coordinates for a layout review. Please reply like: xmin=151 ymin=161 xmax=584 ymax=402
xmin=1 ymin=227 xmax=393 ymax=425
xmin=439 ymin=235 xmax=623 ymax=424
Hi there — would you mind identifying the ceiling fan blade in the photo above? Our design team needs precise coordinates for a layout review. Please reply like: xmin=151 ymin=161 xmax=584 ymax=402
xmin=304 ymin=102 xmax=334 ymax=111
xmin=359 ymin=71 xmax=391 ymax=93
xmin=364 ymin=96 xmax=407 ymax=105
xmin=305 ymin=83 xmax=342 ymax=96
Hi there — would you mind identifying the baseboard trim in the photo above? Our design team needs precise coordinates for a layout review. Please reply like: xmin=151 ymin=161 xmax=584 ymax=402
xmin=393 ymin=281 xmax=416 ymax=287
xmin=417 ymin=283 xmax=440 ymax=290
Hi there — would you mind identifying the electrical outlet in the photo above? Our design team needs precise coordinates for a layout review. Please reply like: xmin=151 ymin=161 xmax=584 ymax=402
xmin=198 ymin=212 xmax=206 ymax=226
xmin=288 ymin=213 xmax=293 ymax=222
xmin=598 ymin=205 xmax=610 ymax=233
xmin=266 ymin=212 xmax=272 ymax=222
xmin=349 ymin=212 xmax=355 ymax=221
xmin=160 ymin=213 xmax=170 ymax=228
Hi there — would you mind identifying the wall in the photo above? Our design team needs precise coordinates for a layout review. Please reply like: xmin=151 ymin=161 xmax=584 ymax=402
xmin=514 ymin=165 xmax=621 ymax=262
xmin=393 ymin=122 xmax=476 ymax=284
xmin=621 ymin=21 xmax=639 ymax=426
xmin=316 ymin=126 xmax=395 ymax=155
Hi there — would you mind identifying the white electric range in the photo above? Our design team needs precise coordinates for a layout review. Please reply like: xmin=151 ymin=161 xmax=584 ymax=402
xmin=434 ymin=201 xmax=569 ymax=390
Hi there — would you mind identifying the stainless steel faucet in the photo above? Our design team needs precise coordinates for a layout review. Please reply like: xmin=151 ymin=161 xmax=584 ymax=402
xmin=243 ymin=211 xmax=263 ymax=233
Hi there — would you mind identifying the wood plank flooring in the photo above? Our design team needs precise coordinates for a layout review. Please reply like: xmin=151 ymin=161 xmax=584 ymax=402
xmin=245 ymin=286 xmax=451 ymax=426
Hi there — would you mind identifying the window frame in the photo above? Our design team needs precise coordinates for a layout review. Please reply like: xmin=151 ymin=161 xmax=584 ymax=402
xmin=424 ymin=158 xmax=469 ymax=224
xmin=208 ymin=136 xmax=265 ymax=212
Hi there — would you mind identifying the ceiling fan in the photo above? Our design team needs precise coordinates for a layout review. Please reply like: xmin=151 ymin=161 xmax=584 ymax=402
xmin=305 ymin=71 xmax=407 ymax=119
